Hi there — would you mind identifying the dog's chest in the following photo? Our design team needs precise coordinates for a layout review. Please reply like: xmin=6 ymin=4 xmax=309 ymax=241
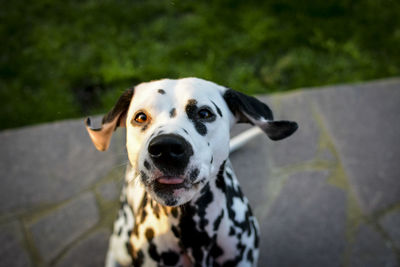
xmin=122 ymin=161 xmax=259 ymax=266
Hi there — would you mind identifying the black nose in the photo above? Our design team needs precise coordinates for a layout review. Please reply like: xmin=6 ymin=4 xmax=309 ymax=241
xmin=148 ymin=134 xmax=193 ymax=174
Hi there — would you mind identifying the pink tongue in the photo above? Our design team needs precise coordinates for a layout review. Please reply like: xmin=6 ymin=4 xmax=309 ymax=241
xmin=157 ymin=177 xmax=184 ymax=184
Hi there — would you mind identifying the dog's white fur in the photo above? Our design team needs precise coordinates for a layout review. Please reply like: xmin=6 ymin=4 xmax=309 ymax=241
xmin=126 ymin=78 xmax=232 ymax=206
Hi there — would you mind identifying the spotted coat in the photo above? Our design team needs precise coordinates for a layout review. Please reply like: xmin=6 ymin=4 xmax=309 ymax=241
xmin=108 ymin=160 xmax=259 ymax=267
xmin=85 ymin=78 xmax=298 ymax=267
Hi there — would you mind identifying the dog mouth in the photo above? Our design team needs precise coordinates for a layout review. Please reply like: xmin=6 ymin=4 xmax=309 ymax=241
xmin=141 ymin=169 xmax=204 ymax=206
xmin=156 ymin=176 xmax=185 ymax=185
xmin=148 ymin=176 xmax=189 ymax=205
xmin=152 ymin=175 xmax=187 ymax=192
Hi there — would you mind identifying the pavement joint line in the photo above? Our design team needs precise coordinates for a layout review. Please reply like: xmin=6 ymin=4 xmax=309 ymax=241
xmin=254 ymin=172 xmax=289 ymax=220
xmin=251 ymin=145 xmax=281 ymax=219
xmin=20 ymin=215 xmax=43 ymax=267
xmin=371 ymin=203 xmax=400 ymax=221
xmin=20 ymin=190 xmax=101 ymax=266
xmin=310 ymin=100 xmax=400 ymax=266
xmin=310 ymin=101 xmax=340 ymax=162
xmin=48 ymin=168 xmax=123 ymax=265
xmin=50 ymin=191 xmax=117 ymax=266
xmin=13 ymin=164 xmax=125 ymax=227
xmin=93 ymin=184 xmax=120 ymax=230
xmin=270 ymin=159 xmax=335 ymax=178
xmin=364 ymin=217 xmax=400 ymax=263
xmin=46 ymin=150 xmax=125 ymax=266
xmin=341 ymin=176 xmax=365 ymax=267
xmin=11 ymin=170 xmax=119 ymax=267
xmin=258 ymin=156 xmax=336 ymax=220
xmin=93 ymin=165 xmax=126 ymax=193
xmin=309 ymin=101 xmax=372 ymax=267
xmin=49 ymin=223 xmax=110 ymax=266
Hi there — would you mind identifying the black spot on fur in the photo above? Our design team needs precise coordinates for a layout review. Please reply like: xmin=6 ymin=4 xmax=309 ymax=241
xmin=161 ymin=206 xmax=169 ymax=216
xmin=185 ymin=99 xmax=207 ymax=136
xmin=164 ymin=198 xmax=178 ymax=206
xmin=144 ymin=160 xmax=151 ymax=170
xmin=211 ymin=100 xmax=223 ymax=117
xmin=117 ymin=226 xmax=122 ymax=236
xmin=210 ymin=156 xmax=213 ymax=164
xmin=196 ymin=183 xmax=213 ymax=229
xmin=252 ymin=220 xmax=260 ymax=248
xmin=146 ymin=228 xmax=161 ymax=262
xmin=221 ymin=242 xmax=246 ymax=267
xmin=125 ymin=242 xmax=134 ymax=262
xmin=171 ymin=225 xmax=180 ymax=238
xmin=141 ymin=124 xmax=149 ymax=132
xmin=215 ymin=161 xmax=227 ymax=193
xmin=179 ymin=203 xmax=212 ymax=263
xmin=237 ymin=232 xmax=242 ymax=240
xmin=247 ymin=249 xmax=254 ymax=263
xmin=133 ymin=223 xmax=139 ymax=237
xmin=140 ymin=171 xmax=150 ymax=185
xmin=182 ymin=128 xmax=189 ymax=135
xmin=169 ymin=108 xmax=176 ymax=118
xmin=158 ymin=89 xmax=166 ymax=94
xmin=161 ymin=251 xmax=180 ymax=266
xmin=190 ymin=168 xmax=200 ymax=182
xmin=145 ymin=228 xmax=155 ymax=241
xmin=214 ymin=210 xmax=224 ymax=231
xmin=209 ymin=235 xmax=224 ymax=261
xmin=133 ymin=249 xmax=144 ymax=267
xmin=171 ymin=207 xmax=179 ymax=218
xmin=229 ymin=226 xmax=236 ymax=236
xmin=226 ymin=171 xmax=233 ymax=181
xmin=216 ymin=161 xmax=254 ymax=239
xmin=140 ymin=200 xmax=148 ymax=223
xmin=123 ymin=210 xmax=127 ymax=222
xmin=149 ymin=243 xmax=160 ymax=262
xmin=153 ymin=202 xmax=160 ymax=219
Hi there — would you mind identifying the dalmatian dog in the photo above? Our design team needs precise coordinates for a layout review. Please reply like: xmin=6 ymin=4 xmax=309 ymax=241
xmin=85 ymin=78 xmax=298 ymax=267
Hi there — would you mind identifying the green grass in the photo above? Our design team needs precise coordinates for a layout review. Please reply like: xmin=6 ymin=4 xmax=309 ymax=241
xmin=1 ymin=0 xmax=399 ymax=129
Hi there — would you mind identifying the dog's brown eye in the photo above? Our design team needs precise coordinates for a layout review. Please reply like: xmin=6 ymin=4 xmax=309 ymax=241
xmin=198 ymin=108 xmax=214 ymax=120
xmin=134 ymin=112 xmax=148 ymax=123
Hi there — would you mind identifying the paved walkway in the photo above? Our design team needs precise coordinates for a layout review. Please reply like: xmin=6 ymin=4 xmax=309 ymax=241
xmin=1 ymin=78 xmax=399 ymax=267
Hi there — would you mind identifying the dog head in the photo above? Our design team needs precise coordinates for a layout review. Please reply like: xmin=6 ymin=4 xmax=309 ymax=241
xmin=86 ymin=78 xmax=297 ymax=206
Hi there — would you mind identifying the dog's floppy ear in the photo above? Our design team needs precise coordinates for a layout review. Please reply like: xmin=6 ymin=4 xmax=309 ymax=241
xmin=85 ymin=87 xmax=134 ymax=151
xmin=223 ymin=88 xmax=298 ymax=141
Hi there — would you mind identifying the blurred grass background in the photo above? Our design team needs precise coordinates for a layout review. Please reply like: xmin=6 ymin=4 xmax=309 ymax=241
xmin=1 ymin=0 xmax=399 ymax=129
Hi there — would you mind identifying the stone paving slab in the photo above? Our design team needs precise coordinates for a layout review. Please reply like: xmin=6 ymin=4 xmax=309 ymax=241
xmin=309 ymin=79 xmax=400 ymax=214
xmin=28 ymin=192 xmax=100 ymax=262
xmin=55 ymin=229 xmax=110 ymax=267
xmin=259 ymin=171 xmax=347 ymax=267
xmin=380 ymin=211 xmax=400 ymax=249
xmin=350 ymin=224 xmax=398 ymax=267
xmin=0 ymin=221 xmax=32 ymax=267
xmin=261 ymin=92 xmax=321 ymax=167
xmin=96 ymin=180 xmax=120 ymax=202
xmin=0 ymin=118 xmax=126 ymax=215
